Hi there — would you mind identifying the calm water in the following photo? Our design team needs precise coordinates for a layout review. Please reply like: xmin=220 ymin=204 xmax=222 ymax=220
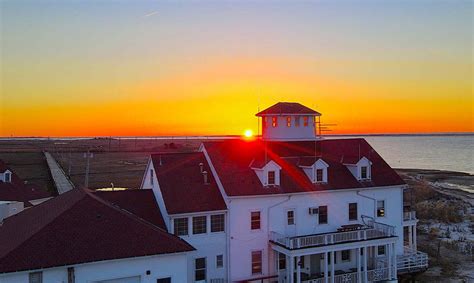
xmin=328 ymin=135 xmax=473 ymax=174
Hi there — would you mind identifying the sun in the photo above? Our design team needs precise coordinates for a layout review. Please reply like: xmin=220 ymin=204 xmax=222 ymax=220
xmin=243 ymin=129 xmax=253 ymax=138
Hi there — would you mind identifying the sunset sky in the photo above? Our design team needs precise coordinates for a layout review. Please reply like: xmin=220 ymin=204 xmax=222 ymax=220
xmin=1 ymin=0 xmax=472 ymax=137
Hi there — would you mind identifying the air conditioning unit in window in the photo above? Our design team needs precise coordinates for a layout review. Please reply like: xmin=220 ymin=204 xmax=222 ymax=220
xmin=308 ymin=207 xmax=319 ymax=215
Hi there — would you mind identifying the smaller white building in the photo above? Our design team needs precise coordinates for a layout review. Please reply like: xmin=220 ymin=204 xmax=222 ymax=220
xmin=0 ymin=188 xmax=195 ymax=283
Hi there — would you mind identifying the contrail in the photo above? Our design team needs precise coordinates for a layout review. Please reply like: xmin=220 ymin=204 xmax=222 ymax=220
xmin=143 ymin=11 xmax=158 ymax=18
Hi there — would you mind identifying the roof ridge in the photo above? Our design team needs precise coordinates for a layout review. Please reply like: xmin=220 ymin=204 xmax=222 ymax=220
xmin=0 ymin=189 xmax=86 ymax=259
xmin=86 ymin=190 xmax=195 ymax=250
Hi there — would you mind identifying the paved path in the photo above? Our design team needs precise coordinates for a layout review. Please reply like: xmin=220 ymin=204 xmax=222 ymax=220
xmin=44 ymin=151 xmax=75 ymax=194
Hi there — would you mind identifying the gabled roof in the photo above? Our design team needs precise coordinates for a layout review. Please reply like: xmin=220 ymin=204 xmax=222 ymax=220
xmin=0 ymin=160 xmax=52 ymax=205
xmin=93 ymin=189 xmax=166 ymax=229
xmin=202 ymin=138 xmax=404 ymax=196
xmin=256 ymin=102 xmax=321 ymax=116
xmin=0 ymin=188 xmax=194 ymax=274
xmin=151 ymin=152 xmax=227 ymax=214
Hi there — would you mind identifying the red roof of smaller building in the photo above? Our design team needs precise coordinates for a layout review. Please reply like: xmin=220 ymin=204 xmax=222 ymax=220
xmin=0 ymin=160 xmax=52 ymax=206
xmin=0 ymin=188 xmax=194 ymax=274
xmin=151 ymin=152 xmax=227 ymax=214
xmin=256 ymin=102 xmax=321 ymax=116
xmin=93 ymin=189 xmax=166 ymax=229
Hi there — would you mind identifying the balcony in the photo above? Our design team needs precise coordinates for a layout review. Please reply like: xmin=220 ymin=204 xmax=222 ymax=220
xmin=403 ymin=211 xmax=417 ymax=221
xmin=270 ymin=220 xmax=395 ymax=250
xmin=397 ymin=247 xmax=429 ymax=274
xmin=300 ymin=267 xmax=395 ymax=283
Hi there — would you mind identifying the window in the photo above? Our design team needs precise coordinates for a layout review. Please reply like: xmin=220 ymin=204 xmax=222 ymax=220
xmin=211 ymin=214 xmax=225 ymax=232
xmin=318 ymin=206 xmax=328 ymax=224
xmin=295 ymin=117 xmax=300 ymax=127
xmin=294 ymin=256 xmax=305 ymax=269
xmin=287 ymin=210 xmax=295 ymax=225
xmin=267 ymin=171 xmax=275 ymax=185
xmin=216 ymin=254 xmax=224 ymax=268
xmin=278 ymin=253 xmax=286 ymax=270
xmin=251 ymin=211 xmax=261 ymax=230
xmin=361 ymin=166 xmax=368 ymax=179
xmin=193 ymin=216 xmax=207 ymax=234
xmin=341 ymin=250 xmax=351 ymax=261
xmin=315 ymin=169 xmax=324 ymax=183
xmin=174 ymin=218 xmax=188 ymax=236
xmin=29 ymin=272 xmax=42 ymax=283
xmin=251 ymin=251 xmax=262 ymax=274
xmin=286 ymin=116 xmax=291 ymax=127
xmin=4 ymin=172 xmax=11 ymax=183
xmin=150 ymin=169 xmax=154 ymax=185
xmin=67 ymin=267 xmax=75 ymax=283
xmin=272 ymin=117 xmax=278 ymax=127
xmin=303 ymin=116 xmax=309 ymax=126
xmin=378 ymin=245 xmax=386 ymax=256
xmin=377 ymin=200 xmax=385 ymax=217
xmin=157 ymin=278 xmax=171 ymax=283
xmin=195 ymin=258 xmax=206 ymax=281
xmin=349 ymin=203 xmax=358 ymax=221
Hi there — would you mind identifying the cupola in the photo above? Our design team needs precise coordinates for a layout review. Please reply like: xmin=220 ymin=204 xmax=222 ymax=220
xmin=256 ymin=102 xmax=322 ymax=141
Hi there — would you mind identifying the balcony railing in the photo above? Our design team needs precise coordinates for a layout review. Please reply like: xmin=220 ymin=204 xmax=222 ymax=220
xmin=270 ymin=220 xmax=395 ymax=250
xmin=397 ymin=248 xmax=428 ymax=274
xmin=403 ymin=211 xmax=417 ymax=221
xmin=301 ymin=267 xmax=394 ymax=283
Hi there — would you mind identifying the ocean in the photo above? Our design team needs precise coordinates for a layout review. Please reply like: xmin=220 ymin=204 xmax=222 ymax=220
xmin=327 ymin=135 xmax=473 ymax=174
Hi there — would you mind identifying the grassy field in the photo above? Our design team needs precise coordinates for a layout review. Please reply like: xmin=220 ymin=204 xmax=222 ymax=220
xmin=0 ymin=138 xmax=204 ymax=191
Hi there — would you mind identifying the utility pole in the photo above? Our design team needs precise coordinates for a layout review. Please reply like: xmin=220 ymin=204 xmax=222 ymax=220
xmin=84 ymin=149 xmax=93 ymax=188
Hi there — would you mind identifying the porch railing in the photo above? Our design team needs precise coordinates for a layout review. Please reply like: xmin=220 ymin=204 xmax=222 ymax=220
xmin=397 ymin=249 xmax=428 ymax=274
xmin=270 ymin=221 xmax=395 ymax=250
xmin=403 ymin=211 xmax=417 ymax=221
xmin=302 ymin=267 xmax=393 ymax=283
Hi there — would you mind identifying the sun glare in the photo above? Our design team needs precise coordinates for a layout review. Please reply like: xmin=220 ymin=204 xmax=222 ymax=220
xmin=244 ymin=129 xmax=253 ymax=138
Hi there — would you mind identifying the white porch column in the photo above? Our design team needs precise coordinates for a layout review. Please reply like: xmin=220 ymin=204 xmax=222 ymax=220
xmin=392 ymin=242 xmax=397 ymax=279
xmin=286 ymin=254 xmax=290 ymax=283
xmin=324 ymin=252 xmax=328 ymax=283
xmin=363 ymin=246 xmax=368 ymax=282
xmin=296 ymin=256 xmax=301 ymax=283
xmin=408 ymin=225 xmax=413 ymax=249
xmin=330 ymin=251 xmax=335 ymax=283
xmin=388 ymin=244 xmax=392 ymax=279
xmin=289 ymin=256 xmax=295 ymax=283
xmin=357 ymin=247 xmax=361 ymax=282
xmin=413 ymin=224 xmax=417 ymax=250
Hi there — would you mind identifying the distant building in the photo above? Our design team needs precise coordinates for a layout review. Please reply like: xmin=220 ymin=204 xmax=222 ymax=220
xmin=0 ymin=188 xmax=194 ymax=283
xmin=141 ymin=102 xmax=428 ymax=283
xmin=0 ymin=160 xmax=52 ymax=221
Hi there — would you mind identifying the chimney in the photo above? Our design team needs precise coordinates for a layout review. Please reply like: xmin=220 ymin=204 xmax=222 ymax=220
xmin=202 ymin=171 xmax=209 ymax=185
xmin=199 ymin=162 xmax=204 ymax=173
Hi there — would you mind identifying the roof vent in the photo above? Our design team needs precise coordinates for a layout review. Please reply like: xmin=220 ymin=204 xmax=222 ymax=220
xmin=199 ymin=162 xmax=204 ymax=173
xmin=202 ymin=171 xmax=209 ymax=185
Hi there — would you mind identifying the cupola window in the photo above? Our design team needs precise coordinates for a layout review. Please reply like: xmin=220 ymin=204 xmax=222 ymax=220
xmin=286 ymin=117 xmax=291 ymax=127
xmin=303 ymin=116 xmax=309 ymax=127
xmin=272 ymin=117 xmax=278 ymax=127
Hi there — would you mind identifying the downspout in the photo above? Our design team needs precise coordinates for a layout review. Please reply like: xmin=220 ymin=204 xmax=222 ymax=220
xmin=267 ymin=195 xmax=291 ymax=277
xmin=356 ymin=191 xmax=377 ymax=219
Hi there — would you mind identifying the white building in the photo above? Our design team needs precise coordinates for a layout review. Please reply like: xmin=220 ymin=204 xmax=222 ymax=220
xmin=141 ymin=102 xmax=427 ymax=283
xmin=0 ymin=160 xmax=52 ymax=221
xmin=0 ymin=189 xmax=194 ymax=283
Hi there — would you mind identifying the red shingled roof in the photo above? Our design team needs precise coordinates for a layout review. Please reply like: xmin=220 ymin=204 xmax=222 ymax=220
xmin=202 ymin=138 xmax=405 ymax=196
xmin=93 ymin=189 xmax=167 ymax=229
xmin=256 ymin=102 xmax=321 ymax=116
xmin=151 ymin=152 xmax=227 ymax=214
xmin=0 ymin=160 xmax=51 ymax=206
xmin=0 ymin=188 xmax=194 ymax=274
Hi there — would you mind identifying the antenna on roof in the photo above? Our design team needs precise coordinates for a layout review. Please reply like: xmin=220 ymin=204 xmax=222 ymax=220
xmin=159 ymin=155 xmax=163 ymax=166
xmin=358 ymin=142 xmax=361 ymax=160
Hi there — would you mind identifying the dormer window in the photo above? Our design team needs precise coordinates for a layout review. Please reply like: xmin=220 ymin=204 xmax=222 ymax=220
xmin=315 ymin=168 xmax=324 ymax=183
xmin=4 ymin=172 xmax=11 ymax=183
xmin=251 ymin=160 xmax=281 ymax=187
xmin=268 ymin=171 xmax=276 ymax=185
xmin=300 ymin=159 xmax=329 ymax=183
xmin=360 ymin=166 xmax=368 ymax=179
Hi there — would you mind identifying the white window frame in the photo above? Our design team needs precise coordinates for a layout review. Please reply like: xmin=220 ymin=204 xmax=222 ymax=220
xmin=210 ymin=214 xmax=225 ymax=233
xmin=251 ymin=250 xmax=263 ymax=275
xmin=377 ymin=200 xmax=386 ymax=218
xmin=173 ymin=217 xmax=189 ymax=236
xmin=267 ymin=171 xmax=276 ymax=185
xmin=216 ymin=254 xmax=224 ymax=268
xmin=250 ymin=211 xmax=261 ymax=231
xmin=287 ymin=209 xmax=295 ymax=225
xmin=194 ymin=257 xmax=207 ymax=281
xmin=192 ymin=215 xmax=207 ymax=235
